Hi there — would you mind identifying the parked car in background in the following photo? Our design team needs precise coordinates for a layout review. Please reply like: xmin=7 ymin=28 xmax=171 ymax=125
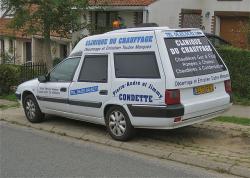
xmin=205 ymin=33 xmax=231 ymax=47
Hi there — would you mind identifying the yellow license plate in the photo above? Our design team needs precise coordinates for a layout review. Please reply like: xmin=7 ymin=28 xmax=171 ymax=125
xmin=193 ymin=84 xmax=214 ymax=95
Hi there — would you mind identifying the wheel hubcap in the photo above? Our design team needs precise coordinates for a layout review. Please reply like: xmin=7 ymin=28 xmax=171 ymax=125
xmin=25 ymin=99 xmax=36 ymax=120
xmin=109 ymin=111 xmax=126 ymax=136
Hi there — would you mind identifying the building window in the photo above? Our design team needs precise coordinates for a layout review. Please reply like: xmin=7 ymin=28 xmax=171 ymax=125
xmin=0 ymin=39 xmax=4 ymax=54
xmin=179 ymin=9 xmax=202 ymax=28
xmin=9 ymin=39 xmax=13 ymax=54
xmin=134 ymin=12 xmax=143 ymax=25
xmin=25 ymin=42 xmax=32 ymax=62
xmin=60 ymin=44 xmax=68 ymax=59
xmin=91 ymin=11 xmax=117 ymax=34
xmin=0 ymin=39 xmax=4 ymax=64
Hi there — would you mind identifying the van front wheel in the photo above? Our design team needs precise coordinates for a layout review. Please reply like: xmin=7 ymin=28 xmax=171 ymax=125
xmin=23 ymin=94 xmax=44 ymax=123
xmin=105 ymin=106 xmax=135 ymax=141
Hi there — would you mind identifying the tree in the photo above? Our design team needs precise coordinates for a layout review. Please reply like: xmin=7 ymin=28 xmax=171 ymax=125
xmin=0 ymin=0 xmax=88 ymax=69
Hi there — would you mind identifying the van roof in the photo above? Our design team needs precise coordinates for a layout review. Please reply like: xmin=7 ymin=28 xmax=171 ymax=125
xmin=105 ymin=27 xmax=200 ymax=34
xmin=105 ymin=27 xmax=170 ymax=34
xmin=69 ymin=27 xmax=203 ymax=57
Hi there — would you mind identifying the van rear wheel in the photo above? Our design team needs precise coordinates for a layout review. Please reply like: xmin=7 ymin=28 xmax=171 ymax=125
xmin=105 ymin=106 xmax=135 ymax=141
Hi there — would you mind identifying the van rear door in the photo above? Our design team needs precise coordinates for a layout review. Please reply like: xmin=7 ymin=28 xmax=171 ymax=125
xmin=158 ymin=29 xmax=231 ymax=120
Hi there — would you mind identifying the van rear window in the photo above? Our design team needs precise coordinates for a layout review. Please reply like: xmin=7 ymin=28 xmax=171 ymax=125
xmin=164 ymin=36 xmax=226 ymax=78
xmin=114 ymin=52 xmax=160 ymax=78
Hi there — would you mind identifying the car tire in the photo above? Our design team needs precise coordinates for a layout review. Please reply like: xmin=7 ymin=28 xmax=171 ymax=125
xmin=23 ymin=94 xmax=44 ymax=123
xmin=105 ymin=106 xmax=135 ymax=141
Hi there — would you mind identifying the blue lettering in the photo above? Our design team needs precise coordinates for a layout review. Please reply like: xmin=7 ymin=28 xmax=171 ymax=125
xmin=131 ymin=95 xmax=135 ymax=101
xmin=135 ymin=95 xmax=140 ymax=102
xmin=149 ymin=96 xmax=153 ymax=102
xmin=119 ymin=94 xmax=123 ymax=100
xmin=118 ymin=94 xmax=153 ymax=103
xmin=123 ymin=94 xmax=126 ymax=101
xmin=70 ymin=86 xmax=99 ymax=95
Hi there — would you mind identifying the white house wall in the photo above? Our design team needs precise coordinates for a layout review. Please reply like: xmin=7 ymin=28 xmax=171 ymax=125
xmin=148 ymin=0 xmax=250 ymax=33
xmin=202 ymin=0 xmax=250 ymax=33
xmin=15 ymin=40 xmax=23 ymax=64
xmin=0 ymin=37 xmax=71 ymax=64
xmin=202 ymin=0 xmax=250 ymax=12
xmin=0 ymin=37 xmax=31 ymax=64
xmin=33 ymin=37 xmax=70 ymax=64
xmin=148 ymin=0 xmax=202 ymax=28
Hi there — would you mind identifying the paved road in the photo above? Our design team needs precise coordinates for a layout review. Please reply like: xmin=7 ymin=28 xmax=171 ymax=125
xmin=0 ymin=122 xmax=237 ymax=178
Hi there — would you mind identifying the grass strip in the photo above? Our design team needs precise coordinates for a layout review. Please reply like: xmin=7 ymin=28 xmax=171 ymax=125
xmin=0 ymin=93 xmax=17 ymax=102
xmin=214 ymin=116 xmax=250 ymax=126
xmin=0 ymin=103 xmax=20 ymax=110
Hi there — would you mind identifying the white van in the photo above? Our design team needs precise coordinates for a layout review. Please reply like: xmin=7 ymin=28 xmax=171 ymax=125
xmin=16 ymin=27 xmax=232 ymax=141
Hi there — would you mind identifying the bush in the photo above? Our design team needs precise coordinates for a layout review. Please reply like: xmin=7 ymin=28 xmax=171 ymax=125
xmin=0 ymin=52 xmax=15 ymax=64
xmin=0 ymin=64 xmax=21 ymax=94
xmin=217 ymin=46 xmax=250 ymax=100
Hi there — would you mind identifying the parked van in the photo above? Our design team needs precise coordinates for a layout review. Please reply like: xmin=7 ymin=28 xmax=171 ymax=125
xmin=16 ymin=27 xmax=232 ymax=141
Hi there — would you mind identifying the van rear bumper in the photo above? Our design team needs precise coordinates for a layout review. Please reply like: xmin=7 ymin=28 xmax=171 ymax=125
xmin=171 ymin=104 xmax=231 ymax=129
xmin=129 ymin=103 xmax=231 ymax=129
xmin=127 ymin=104 xmax=184 ymax=118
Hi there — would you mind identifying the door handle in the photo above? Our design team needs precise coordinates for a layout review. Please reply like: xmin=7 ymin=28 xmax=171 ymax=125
xmin=60 ymin=87 xmax=67 ymax=92
xmin=99 ymin=90 xmax=108 ymax=95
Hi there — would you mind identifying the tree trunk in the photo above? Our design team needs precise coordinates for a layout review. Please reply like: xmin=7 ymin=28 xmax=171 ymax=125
xmin=43 ymin=25 xmax=53 ymax=70
xmin=43 ymin=38 xmax=53 ymax=70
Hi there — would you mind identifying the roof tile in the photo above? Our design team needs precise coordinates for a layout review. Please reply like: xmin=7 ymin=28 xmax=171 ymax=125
xmin=0 ymin=18 xmax=30 ymax=39
xmin=0 ymin=18 xmax=69 ymax=39
xmin=89 ymin=0 xmax=155 ymax=6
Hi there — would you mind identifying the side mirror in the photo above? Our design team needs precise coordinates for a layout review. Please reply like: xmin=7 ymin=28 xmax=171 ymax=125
xmin=38 ymin=75 xmax=47 ymax=83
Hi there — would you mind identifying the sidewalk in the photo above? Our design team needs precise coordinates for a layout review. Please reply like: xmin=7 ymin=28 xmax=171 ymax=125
xmin=222 ymin=104 xmax=250 ymax=119
xmin=0 ymin=99 xmax=16 ymax=106
xmin=1 ymin=107 xmax=250 ymax=178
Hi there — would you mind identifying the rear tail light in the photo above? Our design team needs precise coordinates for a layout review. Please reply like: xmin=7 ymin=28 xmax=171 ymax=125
xmin=224 ymin=80 xmax=232 ymax=94
xmin=165 ymin=89 xmax=181 ymax=105
xmin=174 ymin=117 xmax=182 ymax=123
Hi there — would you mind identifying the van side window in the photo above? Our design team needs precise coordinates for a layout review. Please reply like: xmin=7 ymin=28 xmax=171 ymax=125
xmin=50 ymin=57 xmax=80 ymax=82
xmin=114 ymin=52 xmax=160 ymax=78
xmin=78 ymin=55 xmax=108 ymax=83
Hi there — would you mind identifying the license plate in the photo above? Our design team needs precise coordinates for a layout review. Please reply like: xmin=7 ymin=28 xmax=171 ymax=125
xmin=193 ymin=84 xmax=214 ymax=95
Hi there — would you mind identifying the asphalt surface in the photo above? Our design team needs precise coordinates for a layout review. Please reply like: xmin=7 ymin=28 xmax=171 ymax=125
xmin=0 ymin=122 xmax=237 ymax=178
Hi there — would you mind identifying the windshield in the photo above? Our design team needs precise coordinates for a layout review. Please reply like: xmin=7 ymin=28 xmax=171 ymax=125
xmin=164 ymin=36 xmax=226 ymax=78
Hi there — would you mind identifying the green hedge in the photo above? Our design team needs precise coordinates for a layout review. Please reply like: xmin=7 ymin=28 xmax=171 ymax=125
xmin=217 ymin=46 xmax=250 ymax=100
xmin=0 ymin=64 xmax=21 ymax=94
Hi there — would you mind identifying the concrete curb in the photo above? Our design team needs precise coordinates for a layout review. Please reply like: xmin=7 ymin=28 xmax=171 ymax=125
xmin=1 ymin=117 xmax=249 ymax=178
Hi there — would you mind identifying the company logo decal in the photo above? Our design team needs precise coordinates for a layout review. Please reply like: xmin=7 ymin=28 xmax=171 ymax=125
xmin=119 ymin=94 xmax=153 ymax=103
xmin=84 ymin=35 xmax=153 ymax=52
xmin=113 ymin=81 xmax=162 ymax=103
xmin=70 ymin=86 xmax=98 ymax=95
xmin=165 ymin=31 xmax=204 ymax=38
